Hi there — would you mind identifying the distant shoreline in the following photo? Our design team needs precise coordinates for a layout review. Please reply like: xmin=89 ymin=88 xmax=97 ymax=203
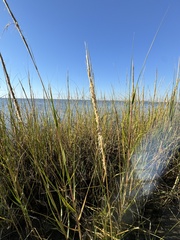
xmin=1 ymin=97 xmax=179 ymax=104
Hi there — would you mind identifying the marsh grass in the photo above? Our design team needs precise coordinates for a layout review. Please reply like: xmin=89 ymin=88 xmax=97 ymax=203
xmin=0 ymin=1 xmax=180 ymax=239
xmin=0 ymin=64 xmax=179 ymax=240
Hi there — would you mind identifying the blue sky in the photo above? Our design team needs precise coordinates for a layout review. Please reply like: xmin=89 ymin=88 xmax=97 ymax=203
xmin=0 ymin=0 xmax=180 ymax=99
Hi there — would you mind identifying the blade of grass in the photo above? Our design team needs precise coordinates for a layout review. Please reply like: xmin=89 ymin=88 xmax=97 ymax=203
xmin=85 ymin=45 xmax=107 ymax=182
xmin=0 ymin=53 xmax=22 ymax=123
xmin=3 ymin=0 xmax=48 ymax=99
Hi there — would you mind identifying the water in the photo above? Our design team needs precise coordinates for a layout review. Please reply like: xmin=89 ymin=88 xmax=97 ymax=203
xmin=0 ymin=98 xmax=125 ymax=128
xmin=0 ymin=98 xmax=122 ymax=115
xmin=0 ymin=97 xmax=163 ymax=118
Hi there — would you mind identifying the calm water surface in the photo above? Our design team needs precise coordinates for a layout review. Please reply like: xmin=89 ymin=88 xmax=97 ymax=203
xmin=0 ymin=98 xmax=161 ymax=116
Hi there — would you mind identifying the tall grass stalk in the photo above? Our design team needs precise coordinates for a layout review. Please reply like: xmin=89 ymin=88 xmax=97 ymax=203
xmin=85 ymin=47 xmax=107 ymax=182
xmin=3 ymin=0 xmax=48 ymax=99
xmin=85 ymin=47 xmax=115 ymax=238
xmin=0 ymin=53 xmax=22 ymax=123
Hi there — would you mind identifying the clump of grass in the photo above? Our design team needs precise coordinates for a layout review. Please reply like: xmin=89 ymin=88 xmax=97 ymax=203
xmin=0 ymin=61 xmax=179 ymax=239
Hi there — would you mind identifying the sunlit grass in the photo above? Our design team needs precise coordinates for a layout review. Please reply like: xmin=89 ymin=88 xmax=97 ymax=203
xmin=0 ymin=66 xmax=179 ymax=239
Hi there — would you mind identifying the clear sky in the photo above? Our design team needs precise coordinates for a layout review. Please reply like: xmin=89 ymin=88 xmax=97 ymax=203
xmin=0 ymin=0 xmax=180 ymax=99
